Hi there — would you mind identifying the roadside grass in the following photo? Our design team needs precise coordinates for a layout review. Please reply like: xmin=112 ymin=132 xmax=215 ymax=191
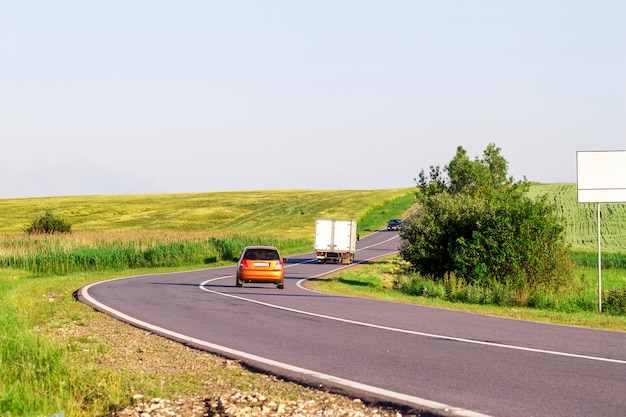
xmin=307 ymin=256 xmax=626 ymax=332
xmin=1 ymin=266 xmax=350 ymax=417
xmin=0 ymin=189 xmax=415 ymax=416
xmin=0 ymin=268 xmax=107 ymax=416
xmin=357 ymin=192 xmax=417 ymax=232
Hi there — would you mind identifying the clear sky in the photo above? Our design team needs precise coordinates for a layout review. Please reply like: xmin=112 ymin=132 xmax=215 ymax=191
xmin=1 ymin=1 xmax=624 ymax=198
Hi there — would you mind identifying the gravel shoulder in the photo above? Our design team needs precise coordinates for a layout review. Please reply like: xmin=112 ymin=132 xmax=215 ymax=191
xmin=57 ymin=307 xmax=421 ymax=417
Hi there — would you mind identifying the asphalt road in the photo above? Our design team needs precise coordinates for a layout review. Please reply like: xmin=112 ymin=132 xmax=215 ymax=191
xmin=79 ymin=231 xmax=626 ymax=417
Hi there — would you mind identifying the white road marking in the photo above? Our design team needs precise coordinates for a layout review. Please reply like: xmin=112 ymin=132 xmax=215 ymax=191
xmin=80 ymin=277 xmax=491 ymax=417
xmin=199 ymin=277 xmax=626 ymax=365
xmin=79 ymin=233 xmax=623 ymax=417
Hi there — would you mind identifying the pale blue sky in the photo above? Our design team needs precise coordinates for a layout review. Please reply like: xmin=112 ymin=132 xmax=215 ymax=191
xmin=1 ymin=1 xmax=624 ymax=198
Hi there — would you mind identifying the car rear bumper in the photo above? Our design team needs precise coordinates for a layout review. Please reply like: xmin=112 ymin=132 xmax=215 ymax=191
xmin=237 ymin=271 xmax=284 ymax=282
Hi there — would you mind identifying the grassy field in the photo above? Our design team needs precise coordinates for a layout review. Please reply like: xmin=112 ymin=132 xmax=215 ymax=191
xmin=0 ymin=188 xmax=416 ymax=417
xmin=0 ymin=189 xmax=416 ymax=275
xmin=0 ymin=189 xmax=415 ymax=236
xmin=527 ymin=183 xmax=626 ymax=253
xmin=1 ymin=184 xmax=625 ymax=416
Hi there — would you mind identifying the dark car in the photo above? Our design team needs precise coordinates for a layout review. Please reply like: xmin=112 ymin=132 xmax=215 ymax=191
xmin=386 ymin=218 xmax=402 ymax=231
xmin=233 ymin=246 xmax=285 ymax=289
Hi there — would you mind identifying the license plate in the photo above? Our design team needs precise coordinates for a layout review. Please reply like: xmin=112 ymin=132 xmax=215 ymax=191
xmin=253 ymin=262 xmax=270 ymax=267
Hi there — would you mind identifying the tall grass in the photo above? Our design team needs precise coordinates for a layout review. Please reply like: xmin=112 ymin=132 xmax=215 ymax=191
xmin=0 ymin=311 xmax=72 ymax=415
xmin=0 ymin=270 xmax=148 ymax=416
xmin=390 ymin=255 xmax=626 ymax=315
xmin=571 ymin=250 xmax=626 ymax=269
xmin=0 ymin=232 xmax=310 ymax=275
xmin=0 ymin=190 xmax=415 ymax=276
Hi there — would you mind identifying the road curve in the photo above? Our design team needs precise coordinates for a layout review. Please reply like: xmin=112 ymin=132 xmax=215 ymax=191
xmin=79 ymin=231 xmax=626 ymax=417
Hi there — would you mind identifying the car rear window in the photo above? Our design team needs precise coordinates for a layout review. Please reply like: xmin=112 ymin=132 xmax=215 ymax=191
xmin=243 ymin=249 xmax=279 ymax=260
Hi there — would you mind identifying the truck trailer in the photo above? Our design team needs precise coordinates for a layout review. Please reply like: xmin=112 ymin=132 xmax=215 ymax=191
xmin=314 ymin=218 xmax=357 ymax=264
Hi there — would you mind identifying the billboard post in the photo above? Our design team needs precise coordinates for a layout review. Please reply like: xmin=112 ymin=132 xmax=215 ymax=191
xmin=596 ymin=202 xmax=601 ymax=313
xmin=577 ymin=150 xmax=626 ymax=313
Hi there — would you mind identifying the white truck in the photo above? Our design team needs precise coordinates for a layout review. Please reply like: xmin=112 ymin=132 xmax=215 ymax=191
xmin=314 ymin=218 xmax=358 ymax=264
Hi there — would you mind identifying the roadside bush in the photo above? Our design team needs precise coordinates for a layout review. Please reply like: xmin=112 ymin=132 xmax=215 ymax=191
xmin=400 ymin=143 xmax=573 ymax=297
xmin=461 ymin=285 xmax=496 ymax=305
xmin=604 ymin=288 xmax=626 ymax=315
xmin=559 ymin=294 xmax=597 ymax=313
xmin=25 ymin=212 xmax=72 ymax=235
xmin=393 ymin=273 xmax=445 ymax=299
xmin=526 ymin=291 xmax=558 ymax=310
xmin=446 ymin=280 xmax=518 ymax=306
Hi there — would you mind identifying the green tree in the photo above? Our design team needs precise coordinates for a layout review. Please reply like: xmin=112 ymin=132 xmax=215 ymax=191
xmin=25 ymin=211 xmax=72 ymax=234
xmin=401 ymin=143 xmax=571 ymax=298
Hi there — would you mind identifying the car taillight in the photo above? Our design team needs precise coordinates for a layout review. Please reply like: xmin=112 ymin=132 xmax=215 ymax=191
xmin=274 ymin=259 xmax=283 ymax=269
xmin=240 ymin=259 xmax=249 ymax=267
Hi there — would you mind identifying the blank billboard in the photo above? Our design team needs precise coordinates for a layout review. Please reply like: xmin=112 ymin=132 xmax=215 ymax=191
xmin=577 ymin=150 xmax=626 ymax=203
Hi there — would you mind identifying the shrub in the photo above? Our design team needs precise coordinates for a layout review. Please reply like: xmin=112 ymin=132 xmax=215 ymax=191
xmin=604 ymin=288 xmax=626 ymax=315
xmin=559 ymin=295 xmax=595 ymax=313
xmin=393 ymin=272 xmax=445 ymax=299
xmin=401 ymin=143 xmax=573 ymax=295
xmin=526 ymin=291 xmax=558 ymax=309
xmin=25 ymin=212 xmax=72 ymax=235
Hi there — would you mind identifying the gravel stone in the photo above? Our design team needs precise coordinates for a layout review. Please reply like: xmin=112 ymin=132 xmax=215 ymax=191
xmin=54 ymin=310 xmax=417 ymax=417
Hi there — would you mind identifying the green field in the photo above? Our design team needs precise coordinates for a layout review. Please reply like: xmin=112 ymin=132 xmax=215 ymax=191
xmin=527 ymin=183 xmax=626 ymax=253
xmin=0 ymin=189 xmax=416 ymax=275
xmin=1 ymin=184 xmax=625 ymax=416
xmin=0 ymin=189 xmax=415 ymax=236
xmin=3 ymin=183 xmax=624 ymax=249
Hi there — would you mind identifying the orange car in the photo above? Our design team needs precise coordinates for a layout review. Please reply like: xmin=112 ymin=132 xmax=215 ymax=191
xmin=234 ymin=246 xmax=285 ymax=289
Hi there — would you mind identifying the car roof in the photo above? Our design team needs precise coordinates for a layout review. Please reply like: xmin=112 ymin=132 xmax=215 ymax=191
xmin=243 ymin=245 xmax=280 ymax=251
